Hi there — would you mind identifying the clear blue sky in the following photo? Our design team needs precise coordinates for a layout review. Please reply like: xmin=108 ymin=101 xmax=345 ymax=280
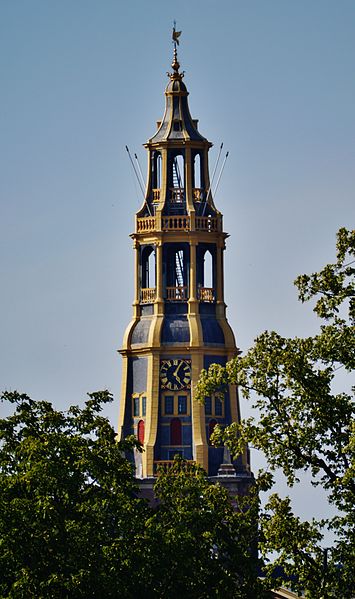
xmin=1 ymin=1 xmax=354 ymax=525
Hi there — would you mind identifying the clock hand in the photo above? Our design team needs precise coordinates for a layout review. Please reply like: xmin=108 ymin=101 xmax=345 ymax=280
xmin=173 ymin=362 xmax=183 ymax=378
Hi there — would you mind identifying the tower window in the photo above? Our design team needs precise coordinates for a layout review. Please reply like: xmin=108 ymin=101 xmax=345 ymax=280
xmin=142 ymin=396 xmax=146 ymax=417
xmin=215 ymin=397 xmax=223 ymax=416
xmin=204 ymin=396 xmax=212 ymax=415
xmin=173 ymin=120 xmax=182 ymax=131
xmin=165 ymin=396 xmax=174 ymax=415
xmin=178 ymin=396 xmax=187 ymax=414
xmin=133 ymin=397 xmax=140 ymax=417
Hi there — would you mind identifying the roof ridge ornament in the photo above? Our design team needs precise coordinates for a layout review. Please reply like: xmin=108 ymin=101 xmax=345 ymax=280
xmin=168 ymin=22 xmax=184 ymax=80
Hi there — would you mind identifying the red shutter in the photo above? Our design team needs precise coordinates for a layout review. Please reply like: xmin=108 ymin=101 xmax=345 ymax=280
xmin=170 ymin=418 xmax=182 ymax=445
xmin=137 ymin=419 xmax=145 ymax=444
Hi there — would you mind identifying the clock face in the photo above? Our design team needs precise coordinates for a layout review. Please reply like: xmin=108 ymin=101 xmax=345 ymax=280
xmin=160 ymin=359 xmax=191 ymax=390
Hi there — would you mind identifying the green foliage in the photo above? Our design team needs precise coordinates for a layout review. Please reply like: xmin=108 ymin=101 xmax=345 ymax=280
xmin=0 ymin=390 xmax=148 ymax=598
xmin=144 ymin=458 xmax=265 ymax=599
xmin=0 ymin=392 xmax=263 ymax=598
xmin=196 ymin=228 xmax=355 ymax=597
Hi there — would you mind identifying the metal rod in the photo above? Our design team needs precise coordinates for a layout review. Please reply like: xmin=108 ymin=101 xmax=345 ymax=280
xmin=125 ymin=146 xmax=152 ymax=216
xmin=203 ymin=142 xmax=223 ymax=216
xmin=212 ymin=151 xmax=229 ymax=199
xmin=205 ymin=142 xmax=223 ymax=204
xmin=126 ymin=146 xmax=144 ymax=197
xmin=134 ymin=153 xmax=146 ymax=189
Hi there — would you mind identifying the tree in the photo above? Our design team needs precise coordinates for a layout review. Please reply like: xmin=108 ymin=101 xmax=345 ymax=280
xmin=0 ymin=390 xmax=148 ymax=598
xmin=0 ymin=391 xmax=264 ymax=598
xmin=196 ymin=228 xmax=355 ymax=597
xmin=143 ymin=458 xmax=264 ymax=599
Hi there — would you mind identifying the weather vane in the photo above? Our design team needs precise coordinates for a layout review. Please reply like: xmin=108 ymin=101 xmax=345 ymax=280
xmin=172 ymin=20 xmax=181 ymax=48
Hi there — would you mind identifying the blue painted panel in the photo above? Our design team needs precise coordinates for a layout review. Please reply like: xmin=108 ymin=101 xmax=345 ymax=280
xmin=204 ymin=355 xmax=227 ymax=370
xmin=182 ymin=425 xmax=192 ymax=446
xmin=203 ymin=354 xmax=233 ymax=473
xmin=131 ymin=319 xmax=152 ymax=345
xmin=165 ymin=303 xmax=187 ymax=315
xmin=132 ymin=357 xmax=148 ymax=394
xmin=199 ymin=303 xmax=216 ymax=315
xmin=200 ymin=318 xmax=224 ymax=345
xmin=161 ymin=316 xmax=190 ymax=343
xmin=208 ymin=446 xmax=224 ymax=476
xmin=122 ymin=359 xmax=133 ymax=437
xmin=161 ymin=426 xmax=170 ymax=446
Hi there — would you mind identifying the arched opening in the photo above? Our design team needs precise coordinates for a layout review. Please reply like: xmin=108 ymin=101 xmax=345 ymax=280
xmin=203 ymin=249 xmax=213 ymax=289
xmin=197 ymin=247 xmax=214 ymax=302
xmin=194 ymin=153 xmax=201 ymax=189
xmin=141 ymin=246 xmax=156 ymax=303
xmin=137 ymin=420 xmax=145 ymax=444
xmin=156 ymin=153 xmax=162 ymax=188
xmin=165 ymin=244 xmax=188 ymax=301
xmin=174 ymin=154 xmax=184 ymax=189
xmin=147 ymin=250 xmax=156 ymax=288
xmin=208 ymin=419 xmax=217 ymax=445
xmin=166 ymin=151 xmax=186 ymax=214
xmin=152 ymin=151 xmax=162 ymax=190
xmin=170 ymin=418 xmax=182 ymax=445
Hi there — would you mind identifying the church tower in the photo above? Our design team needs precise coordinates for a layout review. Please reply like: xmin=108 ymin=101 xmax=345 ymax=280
xmin=118 ymin=37 xmax=251 ymax=482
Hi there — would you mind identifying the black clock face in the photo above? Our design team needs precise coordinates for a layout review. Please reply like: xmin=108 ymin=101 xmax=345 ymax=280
xmin=160 ymin=359 xmax=191 ymax=390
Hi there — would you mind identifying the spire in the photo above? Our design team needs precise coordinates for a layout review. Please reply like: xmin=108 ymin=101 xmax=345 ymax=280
xmin=148 ymin=25 xmax=207 ymax=144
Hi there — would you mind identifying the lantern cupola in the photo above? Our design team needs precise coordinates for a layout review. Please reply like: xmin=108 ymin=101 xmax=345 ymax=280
xmin=138 ymin=45 xmax=218 ymax=221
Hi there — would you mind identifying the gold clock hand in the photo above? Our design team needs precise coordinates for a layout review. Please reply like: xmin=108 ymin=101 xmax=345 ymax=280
xmin=173 ymin=362 xmax=182 ymax=378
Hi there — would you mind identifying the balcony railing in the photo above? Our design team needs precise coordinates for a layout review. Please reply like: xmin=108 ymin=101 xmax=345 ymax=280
xmin=162 ymin=216 xmax=190 ymax=231
xmin=166 ymin=286 xmax=187 ymax=301
xmin=136 ymin=215 xmax=221 ymax=233
xmin=141 ymin=288 xmax=156 ymax=303
xmin=136 ymin=217 xmax=156 ymax=233
xmin=198 ymin=287 xmax=215 ymax=302
xmin=153 ymin=460 xmax=194 ymax=474
xmin=195 ymin=217 xmax=219 ymax=232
